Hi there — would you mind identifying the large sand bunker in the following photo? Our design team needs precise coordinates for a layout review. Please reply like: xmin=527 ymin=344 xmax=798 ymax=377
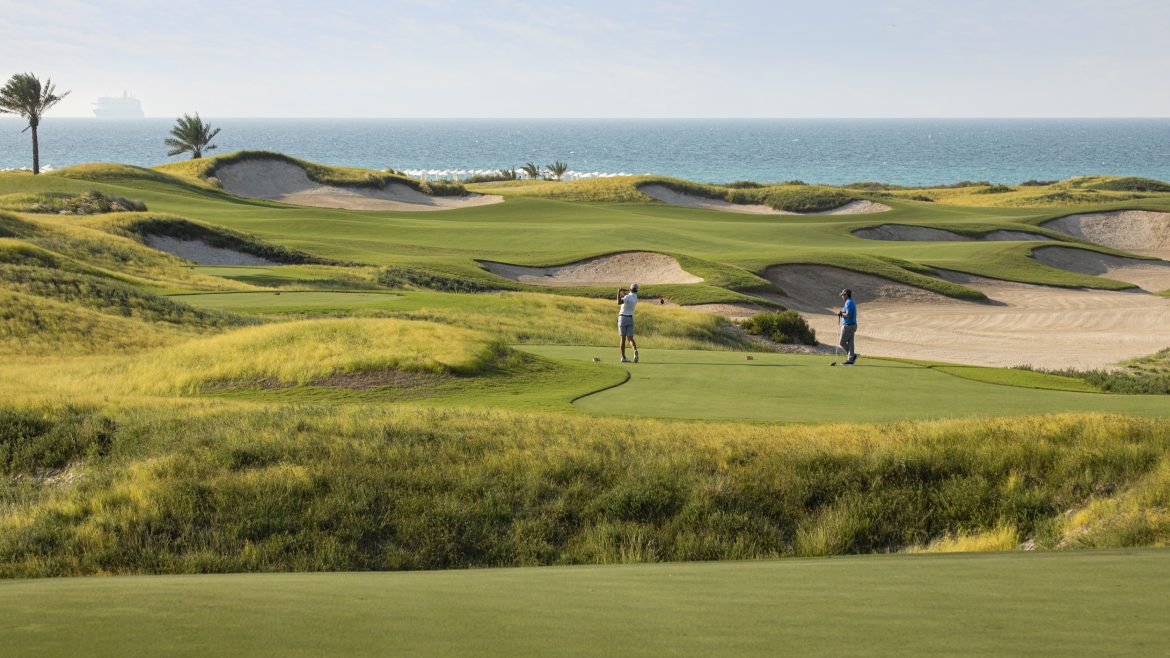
xmin=854 ymin=224 xmax=1046 ymax=242
xmin=764 ymin=264 xmax=952 ymax=312
xmin=1032 ymin=246 xmax=1170 ymax=292
xmin=639 ymin=184 xmax=890 ymax=215
xmin=215 ymin=159 xmax=503 ymax=211
xmin=770 ymin=264 xmax=1170 ymax=369
xmin=1042 ymin=210 xmax=1170 ymax=259
xmin=144 ymin=235 xmax=277 ymax=266
xmin=480 ymin=252 xmax=702 ymax=287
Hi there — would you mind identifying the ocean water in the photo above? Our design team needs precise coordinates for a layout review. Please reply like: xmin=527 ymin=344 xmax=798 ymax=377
xmin=1 ymin=118 xmax=1168 ymax=186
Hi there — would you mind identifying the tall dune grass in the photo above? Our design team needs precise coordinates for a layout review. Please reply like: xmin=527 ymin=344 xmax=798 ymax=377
xmin=1 ymin=406 xmax=1168 ymax=576
xmin=116 ymin=318 xmax=505 ymax=394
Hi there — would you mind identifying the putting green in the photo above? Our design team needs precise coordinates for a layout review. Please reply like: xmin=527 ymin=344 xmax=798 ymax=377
xmin=523 ymin=346 xmax=1170 ymax=422
xmin=169 ymin=290 xmax=402 ymax=313
xmin=1 ymin=550 xmax=1166 ymax=656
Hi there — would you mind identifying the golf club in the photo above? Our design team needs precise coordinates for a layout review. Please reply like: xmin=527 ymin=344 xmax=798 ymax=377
xmin=830 ymin=322 xmax=842 ymax=366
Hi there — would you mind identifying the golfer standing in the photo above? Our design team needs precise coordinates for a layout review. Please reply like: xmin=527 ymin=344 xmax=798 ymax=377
xmin=837 ymin=288 xmax=858 ymax=365
xmin=617 ymin=283 xmax=639 ymax=363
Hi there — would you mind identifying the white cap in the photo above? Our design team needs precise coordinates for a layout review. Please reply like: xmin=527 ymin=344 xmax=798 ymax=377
xmin=630 ymin=283 xmax=639 ymax=291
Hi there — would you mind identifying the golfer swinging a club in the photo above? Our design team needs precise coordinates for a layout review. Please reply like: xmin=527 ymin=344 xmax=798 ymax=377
xmin=617 ymin=283 xmax=639 ymax=363
xmin=837 ymin=288 xmax=858 ymax=365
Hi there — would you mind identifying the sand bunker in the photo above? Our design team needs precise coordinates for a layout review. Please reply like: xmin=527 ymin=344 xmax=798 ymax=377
xmin=661 ymin=301 xmax=766 ymax=320
xmin=854 ymin=224 xmax=1046 ymax=242
xmin=770 ymin=264 xmax=1170 ymax=369
xmin=1032 ymin=246 xmax=1170 ymax=292
xmin=763 ymin=264 xmax=951 ymax=312
xmin=144 ymin=235 xmax=277 ymax=266
xmin=638 ymin=184 xmax=890 ymax=215
xmin=1042 ymin=210 xmax=1170 ymax=259
xmin=480 ymin=252 xmax=702 ymax=287
xmin=215 ymin=159 xmax=503 ymax=211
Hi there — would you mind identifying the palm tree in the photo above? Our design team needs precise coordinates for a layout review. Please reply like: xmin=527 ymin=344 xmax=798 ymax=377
xmin=497 ymin=166 xmax=517 ymax=180
xmin=546 ymin=161 xmax=568 ymax=181
xmin=165 ymin=113 xmax=221 ymax=159
xmin=0 ymin=73 xmax=70 ymax=175
xmin=521 ymin=162 xmax=542 ymax=180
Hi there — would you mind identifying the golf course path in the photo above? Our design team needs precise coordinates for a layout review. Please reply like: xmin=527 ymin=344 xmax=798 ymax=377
xmin=771 ymin=265 xmax=1170 ymax=369
xmin=215 ymin=159 xmax=503 ymax=211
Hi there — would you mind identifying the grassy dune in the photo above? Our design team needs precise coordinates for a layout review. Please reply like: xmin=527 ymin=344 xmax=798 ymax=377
xmin=1 ymin=404 xmax=1168 ymax=578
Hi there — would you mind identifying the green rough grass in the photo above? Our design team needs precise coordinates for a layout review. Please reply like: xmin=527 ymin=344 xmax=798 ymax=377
xmin=2 ymin=550 xmax=1168 ymax=656
xmin=526 ymin=346 xmax=1170 ymax=422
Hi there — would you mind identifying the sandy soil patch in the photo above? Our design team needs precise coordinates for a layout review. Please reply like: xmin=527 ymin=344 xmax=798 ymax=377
xmin=480 ymin=252 xmax=702 ymax=287
xmin=1032 ymin=246 xmax=1170 ymax=292
xmin=639 ymin=184 xmax=890 ymax=215
xmin=215 ymin=159 xmax=503 ymax=211
xmin=854 ymin=224 xmax=1046 ymax=242
xmin=1042 ymin=210 xmax=1170 ymax=259
xmin=772 ymin=264 xmax=1170 ymax=369
xmin=661 ymin=301 xmax=766 ymax=320
xmin=144 ymin=235 xmax=277 ymax=266
xmin=763 ymin=264 xmax=951 ymax=312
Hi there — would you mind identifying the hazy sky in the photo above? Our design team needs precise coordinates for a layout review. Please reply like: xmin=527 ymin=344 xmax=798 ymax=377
xmin=3 ymin=0 xmax=1167 ymax=118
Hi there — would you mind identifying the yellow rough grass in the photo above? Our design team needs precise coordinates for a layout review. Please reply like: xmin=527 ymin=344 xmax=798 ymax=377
xmin=119 ymin=318 xmax=500 ymax=394
xmin=0 ymin=290 xmax=183 ymax=355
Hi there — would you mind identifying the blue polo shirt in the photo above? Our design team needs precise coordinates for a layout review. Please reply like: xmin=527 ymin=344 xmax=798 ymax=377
xmin=841 ymin=298 xmax=857 ymax=326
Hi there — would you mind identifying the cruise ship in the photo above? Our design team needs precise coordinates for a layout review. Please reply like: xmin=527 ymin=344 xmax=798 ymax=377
xmin=91 ymin=91 xmax=144 ymax=118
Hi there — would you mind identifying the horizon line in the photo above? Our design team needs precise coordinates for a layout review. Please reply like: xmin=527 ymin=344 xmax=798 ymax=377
xmin=10 ymin=116 xmax=1170 ymax=121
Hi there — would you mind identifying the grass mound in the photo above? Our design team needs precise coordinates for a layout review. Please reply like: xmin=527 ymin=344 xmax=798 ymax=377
xmin=120 ymin=318 xmax=505 ymax=395
xmin=0 ymin=264 xmax=246 ymax=331
xmin=1087 ymin=177 xmax=1170 ymax=193
xmin=472 ymin=175 xmax=857 ymax=212
xmin=156 ymin=151 xmax=469 ymax=197
xmin=0 ymin=290 xmax=183 ymax=355
xmin=100 ymin=215 xmax=330 ymax=265
xmin=1 ymin=406 xmax=1168 ymax=576
xmin=0 ymin=190 xmax=146 ymax=215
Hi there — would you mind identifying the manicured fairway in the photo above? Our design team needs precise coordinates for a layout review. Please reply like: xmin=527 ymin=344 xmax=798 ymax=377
xmin=1 ymin=549 xmax=1167 ymax=656
xmin=523 ymin=346 xmax=1170 ymax=422
xmin=168 ymin=290 xmax=402 ymax=313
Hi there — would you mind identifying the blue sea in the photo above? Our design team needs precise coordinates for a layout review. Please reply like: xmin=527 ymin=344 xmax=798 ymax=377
xmin=1 ymin=118 xmax=1168 ymax=186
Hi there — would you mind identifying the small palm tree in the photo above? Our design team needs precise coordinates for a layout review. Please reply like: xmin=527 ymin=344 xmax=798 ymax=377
xmin=497 ymin=166 xmax=517 ymax=180
xmin=521 ymin=162 xmax=542 ymax=180
xmin=0 ymin=73 xmax=70 ymax=175
xmin=546 ymin=161 xmax=568 ymax=181
xmin=165 ymin=113 xmax=221 ymax=159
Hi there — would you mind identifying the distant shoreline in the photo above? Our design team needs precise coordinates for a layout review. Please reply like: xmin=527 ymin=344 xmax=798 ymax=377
xmin=3 ymin=117 xmax=1170 ymax=185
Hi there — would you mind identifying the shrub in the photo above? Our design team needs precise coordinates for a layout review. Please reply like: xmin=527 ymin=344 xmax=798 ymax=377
xmin=0 ymin=406 xmax=114 ymax=475
xmin=17 ymin=190 xmax=147 ymax=215
xmin=1020 ymin=179 xmax=1058 ymax=187
xmin=975 ymin=184 xmax=1015 ymax=194
xmin=741 ymin=310 xmax=817 ymax=345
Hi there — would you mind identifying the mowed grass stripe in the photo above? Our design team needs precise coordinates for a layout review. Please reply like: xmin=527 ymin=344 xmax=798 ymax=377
xmin=522 ymin=346 xmax=1170 ymax=422
xmin=1 ymin=549 xmax=1167 ymax=657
